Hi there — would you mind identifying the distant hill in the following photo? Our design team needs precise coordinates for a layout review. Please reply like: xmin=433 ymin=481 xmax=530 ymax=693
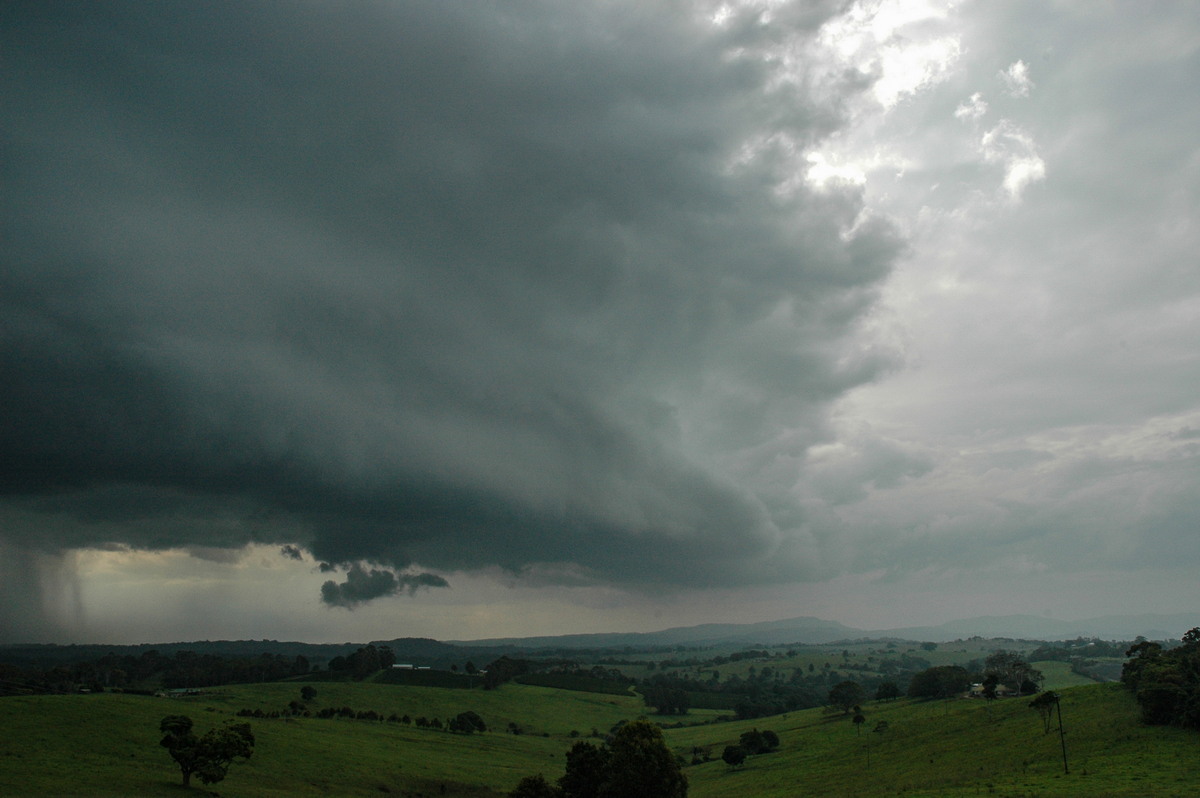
xmin=4 ymin=613 xmax=1196 ymax=668
xmin=446 ymin=615 xmax=858 ymax=650
xmin=450 ymin=612 xmax=1200 ymax=650
xmin=873 ymin=613 xmax=1200 ymax=643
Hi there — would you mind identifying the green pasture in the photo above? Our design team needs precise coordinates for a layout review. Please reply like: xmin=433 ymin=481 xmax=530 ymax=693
xmin=1 ymin=680 xmax=1196 ymax=797
xmin=671 ymin=683 xmax=1199 ymax=798
xmin=1031 ymin=660 xmax=1097 ymax=691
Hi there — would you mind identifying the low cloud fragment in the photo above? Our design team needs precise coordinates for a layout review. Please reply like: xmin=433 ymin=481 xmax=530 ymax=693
xmin=280 ymin=545 xmax=304 ymax=561
xmin=1000 ymin=60 xmax=1034 ymax=97
xmin=954 ymin=92 xmax=988 ymax=122
xmin=981 ymin=120 xmax=1045 ymax=200
xmin=320 ymin=565 xmax=450 ymax=609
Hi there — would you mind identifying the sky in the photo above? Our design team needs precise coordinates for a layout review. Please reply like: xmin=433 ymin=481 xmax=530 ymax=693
xmin=3 ymin=0 xmax=1199 ymax=645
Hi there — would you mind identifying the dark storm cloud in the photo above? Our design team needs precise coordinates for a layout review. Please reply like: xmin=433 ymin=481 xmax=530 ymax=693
xmin=320 ymin=565 xmax=449 ymax=609
xmin=1 ymin=1 xmax=901 ymax=605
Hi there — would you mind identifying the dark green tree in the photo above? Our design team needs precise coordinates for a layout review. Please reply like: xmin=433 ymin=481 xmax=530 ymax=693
xmin=981 ymin=673 xmax=999 ymax=702
xmin=721 ymin=745 xmax=746 ymax=768
xmin=828 ymin=680 xmax=866 ymax=714
xmin=1028 ymin=690 xmax=1057 ymax=734
xmin=907 ymin=665 xmax=970 ymax=700
xmin=159 ymin=715 xmax=254 ymax=787
xmin=559 ymin=741 xmax=606 ymax=798
xmin=874 ymin=681 xmax=900 ymax=702
xmin=852 ymin=708 xmax=866 ymax=736
xmin=984 ymin=650 xmax=1043 ymax=695
xmin=557 ymin=721 xmax=687 ymax=798
xmin=510 ymin=773 xmax=563 ymax=798
xmin=601 ymin=720 xmax=687 ymax=798
xmin=449 ymin=710 xmax=487 ymax=734
xmin=1121 ymin=629 xmax=1200 ymax=729
xmin=300 ymin=685 xmax=317 ymax=701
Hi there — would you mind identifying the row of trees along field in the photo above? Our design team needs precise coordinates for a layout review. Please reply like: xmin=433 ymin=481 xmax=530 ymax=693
xmin=0 ymin=649 xmax=313 ymax=693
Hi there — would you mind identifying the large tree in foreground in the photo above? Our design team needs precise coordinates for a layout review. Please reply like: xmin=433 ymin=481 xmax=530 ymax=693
xmin=601 ymin=719 xmax=687 ymax=798
xmin=159 ymin=715 xmax=254 ymax=787
xmin=549 ymin=719 xmax=687 ymax=798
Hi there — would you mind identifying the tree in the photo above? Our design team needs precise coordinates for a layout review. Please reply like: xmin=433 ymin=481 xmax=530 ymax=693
xmin=907 ymin=665 xmax=970 ymax=700
xmin=828 ymin=681 xmax=866 ymax=714
xmin=449 ymin=710 xmax=487 ymax=734
xmin=852 ymin=708 xmax=866 ymax=736
xmin=1122 ymin=629 xmax=1200 ymax=729
xmin=875 ymin=681 xmax=900 ymax=702
xmin=559 ymin=741 xmax=606 ymax=798
xmin=300 ymin=685 xmax=317 ymax=701
xmin=981 ymin=673 xmax=999 ymax=702
xmin=159 ymin=715 xmax=254 ymax=787
xmin=510 ymin=773 xmax=563 ymax=798
xmin=984 ymin=650 xmax=1043 ymax=695
xmin=721 ymin=745 xmax=746 ymax=768
xmin=643 ymin=686 xmax=689 ymax=715
xmin=1028 ymin=690 xmax=1057 ymax=734
xmin=602 ymin=720 xmax=687 ymax=798
xmin=556 ymin=720 xmax=686 ymax=798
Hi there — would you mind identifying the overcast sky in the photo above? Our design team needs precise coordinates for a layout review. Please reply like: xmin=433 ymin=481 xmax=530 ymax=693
xmin=4 ymin=0 xmax=1199 ymax=645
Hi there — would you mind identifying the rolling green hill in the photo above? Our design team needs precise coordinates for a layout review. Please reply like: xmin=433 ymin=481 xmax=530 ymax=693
xmin=0 ymin=681 xmax=1195 ymax=796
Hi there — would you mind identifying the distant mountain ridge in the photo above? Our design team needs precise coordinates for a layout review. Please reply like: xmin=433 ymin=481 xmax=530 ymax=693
xmin=446 ymin=616 xmax=857 ymax=650
xmin=449 ymin=612 xmax=1200 ymax=650
xmin=4 ymin=613 xmax=1196 ymax=668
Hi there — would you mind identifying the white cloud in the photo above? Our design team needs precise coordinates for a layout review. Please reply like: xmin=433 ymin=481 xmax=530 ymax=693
xmin=954 ymin=91 xmax=988 ymax=121
xmin=981 ymin=119 xmax=1046 ymax=199
xmin=816 ymin=0 xmax=962 ymax=109
xmin=1000 ymin=59 xmax=1034 ymax=97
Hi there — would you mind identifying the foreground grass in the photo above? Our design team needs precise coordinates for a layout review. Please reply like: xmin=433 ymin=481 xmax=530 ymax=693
xmin=672 ymin=683 xmax=1199 ymax=797
xmin=0 ymin=683 xmax=606 ymax=797
xmin=1 ymin=681 xmax=1196 ymax=797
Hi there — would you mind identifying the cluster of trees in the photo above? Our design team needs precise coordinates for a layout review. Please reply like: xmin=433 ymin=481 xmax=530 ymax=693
xmin=905 ymin=650 xmax=1044 ymax=701
xmin=642 ymin=686 xmax=690 ymax=715
xmin=509 ymin=719 xmax=687 ymax=798
xmin=483 ymin=656 xmax=542 ymax=689
xmin=1121 ymin=629 xmax=1200 ymax=730
xmin=0 ymin=649 xmax=312 ymax=694
xmin=720 ymin=728 xmax=781 ymax=768
xmin=159 ymin=715 xmax=254 ymax=787
xmin=327 ymin=645 xmax=395 ymax=679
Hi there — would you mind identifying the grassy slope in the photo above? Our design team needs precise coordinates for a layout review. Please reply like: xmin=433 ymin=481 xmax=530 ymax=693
xmin=1 ymin=682 xmax=1196 ymax=797
xmin=670 ymin=683 xmax=1199 ymax=798
xmin=1031 ymin=660 xmax=1096 ymax=691
xmin=0 ymin=682 xmax=637 ymax=797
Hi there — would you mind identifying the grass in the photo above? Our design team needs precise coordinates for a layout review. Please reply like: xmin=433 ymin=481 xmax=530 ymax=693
xmin=672 ymin=683 xmax=1200 ymax=797
xmin=1 ymin=681 xmax=1195 ymax=797
xmin=1031 ymin=660 xmax=1096 ymax=691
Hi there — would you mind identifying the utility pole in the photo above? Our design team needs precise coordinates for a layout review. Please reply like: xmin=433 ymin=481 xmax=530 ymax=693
xmin=1054 ymin=694 xmax=1069 ymax=774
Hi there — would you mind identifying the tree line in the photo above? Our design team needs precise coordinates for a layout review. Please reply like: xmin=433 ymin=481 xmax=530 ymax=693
xmin=0 ymin=648 xmax=312 ymax=694
xmin=1121 ymin=628 xmax=1200 ymax=730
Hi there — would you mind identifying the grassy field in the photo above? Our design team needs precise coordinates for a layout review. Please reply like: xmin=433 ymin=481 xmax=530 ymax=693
xmin=1 ymin=680 xmax=1195 ymax=797
xmin=670 ymin=683 xmax=1200 ymax=797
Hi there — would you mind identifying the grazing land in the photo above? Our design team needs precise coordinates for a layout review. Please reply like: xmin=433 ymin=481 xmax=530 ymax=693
xmin=1 ymin=678 xmax=1197 ymax=796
